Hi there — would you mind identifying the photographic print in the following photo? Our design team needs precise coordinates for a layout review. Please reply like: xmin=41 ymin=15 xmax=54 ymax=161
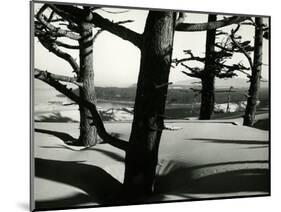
xmin=31 ymin=1 xmax=270 ymax=211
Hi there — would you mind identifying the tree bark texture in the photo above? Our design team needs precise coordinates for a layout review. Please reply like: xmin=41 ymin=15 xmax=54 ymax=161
xmin=123 ymin=11 xmax=176 ymax=198
xmin=243 ymin=17 xmax=263 ymax=126
xmin=78 ymin=21 xmax=98 ymax=146
xmin=199 ymin=15 xmax=217 ymax=120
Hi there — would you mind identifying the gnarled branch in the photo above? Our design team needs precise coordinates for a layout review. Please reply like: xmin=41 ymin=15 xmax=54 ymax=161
xmin=216 ymin=72 xmax=237 ymax=78
xmin=54 ymin=40 xmax=80 ymax=49
xmin=48 ymin=4 xmax=142 ymax=48
xmin=173 ymin=50 xmax=205 ymax=65
xmin=34 ymin=68 xmax=82 ymax=86
xmin=181 ymin=71 xmax=201 ymax=78
xmin=47 ymin=4 xmax=81 ymax=24
xmin=181 ymin=63 xmax=203 ymax=78
xmin=34 ymin=68 xmax=129 ymax=151
xmin=90 ymin=12 xmax=142 ymax=48
xmin=176 ymin=16 xmax=249 ymax=32
xmin=36 ymin=6 xmax=81 ymax=40
xmin=215 ymin=43 xmax=237 ymax=52
xmin=216 ymin=61 xmax=251 ymax=78
xmin=230 ymin=24 xmax=253 ymax=69
xmin=37 ymin=35 xmax=80 ymax=74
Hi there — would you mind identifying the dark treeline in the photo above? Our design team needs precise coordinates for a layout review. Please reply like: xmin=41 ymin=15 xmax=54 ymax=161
xmin=56 ymin=86 xmax=269 ymax=106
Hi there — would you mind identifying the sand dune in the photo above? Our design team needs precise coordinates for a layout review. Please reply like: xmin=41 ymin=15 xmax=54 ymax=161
xmin=33 ymin=120 xmax=269 ymax=210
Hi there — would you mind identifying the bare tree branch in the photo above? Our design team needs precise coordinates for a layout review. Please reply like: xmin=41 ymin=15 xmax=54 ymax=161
xmin=47 ymin=4 xmax=81 ymax=23
xmin=181 ymin=71 xmax=201 ymax=78
xmin=181 ymin=63 xmax=203 ymax=78
xmin=176 ymin=16 xmax=249 ymax=31
xmin=34 ymin=68 xmax=82 ymax=86
xmin=36 ymin=5 xmax=81 ymax=40
xmin=154 ymin=82 xmax=173 ymax=89
xmin=54 ymin=40 xmax=80 ymax=49
xmin=90 ymin=12 xmax=142 ymax=48
xmin=230 ymin=24 xmax=254 ymax=69
xmin=216 ymin=72 xmax=237 ymax=78
xmin=115 ymin=19 xmax=134 ymax=25
xmin=91 ymin=20 xmax=134 ymax=44
xmin=92 ymin=29 xmax=103 ymax=43
xmin=37 ymin=36 xmax=80 ymax=74
xmin=213 ymin=50 xmax=233 ymax=59
xmin=217 ymin=62 xmax=250 ymax=71
xmin=216 ymin=30 xmax=229 ymax=36
xmin=49 ymin=18 xmax=65 ymax=22
xmin=34 ymin=69 xmax=129 ymax=151
xmin=215 ymin=43 xmax=237 ymax=52
xmin=215 ymin=41 xmax=254 ymax=54
xmin=47 ymin=4 xmax=142 ymax=48
xmin=173 ymin=50 xmax=205 ymax=65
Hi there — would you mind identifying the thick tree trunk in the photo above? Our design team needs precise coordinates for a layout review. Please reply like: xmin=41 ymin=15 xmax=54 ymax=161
xmin=123 ymin=11 xmax=176 ymax=198
xmin=200 ymin=76 xmax=215 ymax=119
xmin=243 ymin=17 xmax=263 ymax=126
xmin=77 ymin=22 xmax=98 ymax=146
xmin=199 ymin=15 xmax=217 ymax=120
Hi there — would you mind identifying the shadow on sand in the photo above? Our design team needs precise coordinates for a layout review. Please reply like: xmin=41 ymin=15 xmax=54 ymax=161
xmin=253 ymin=118 xmax=269 ymax=130
xmin=39 ymin=145 xmax=125 ymax=162
xmin=34 ymin=129 xmax=269 ymax=209
xmin=35 ymin=128 xmax=77 ymax=143
xmin=155 ymin=160 xmax=269 ymax=195
xmin=35 ymin=158 xmax=123 ymax=210
xmin=189 ymin=138 xmax=268 ymax=145
xmin=35 ymin=128 xmax=123 ymax=147
xmin=35 ymin=156 xmax=269 ymax=210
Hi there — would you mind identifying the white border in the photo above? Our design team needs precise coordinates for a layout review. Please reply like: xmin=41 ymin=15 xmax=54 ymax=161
xmin=1 ymin=0 xmax=280 ymax=211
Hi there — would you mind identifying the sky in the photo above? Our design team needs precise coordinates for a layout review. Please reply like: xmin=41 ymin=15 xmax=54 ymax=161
xmin=34 ymin=3 xmax=269 ymax=88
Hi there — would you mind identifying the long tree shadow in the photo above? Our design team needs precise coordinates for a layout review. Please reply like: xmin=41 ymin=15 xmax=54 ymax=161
xmin=35 ymin=128 xmax=124 ymax=147
xmin=35 ymin=158 xmax=124 ymax=210
xmin=186 ymin=168 xmax=269 ymax=194
xmin=39 ymin=145 xmax=125 ymax=162
xmin=155 ymin=160 xmax=269 ymax=195
xmin=189 ymin=138 xmax=268 ymax=145
xmin=244 ymin=145 xmax=268 ymax=149
xmin=35 ymin=128 xmax=77 ymax=144
xmin=253 ymin=118 xmax=269 ymax=131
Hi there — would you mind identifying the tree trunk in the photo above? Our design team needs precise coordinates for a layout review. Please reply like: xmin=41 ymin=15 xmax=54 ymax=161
xmin=77 ymin=21 xmax=98 ymax=146
xmin=123 ymin=11 xmax=176 ymax=198
xmin=243 ymin=17 xmax=263 ymax=126
xmin=200 ymin=76 xmax=215 ymax=119
xmin=199 ymin=15 xmax=217 ymax=120
xmin=226 ymin=93 xmax=231 ymax=113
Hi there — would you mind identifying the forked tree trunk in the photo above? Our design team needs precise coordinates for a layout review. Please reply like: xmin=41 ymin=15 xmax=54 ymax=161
xmin=77 ymin=22 xmax=98 ymax=146
xmin=199 ymin=15 xmax=217 ymax=120
xmin=123 ymin=11 xmax=176 ymax=198
xmin=243 ymin=17 xmax=263 ymax=126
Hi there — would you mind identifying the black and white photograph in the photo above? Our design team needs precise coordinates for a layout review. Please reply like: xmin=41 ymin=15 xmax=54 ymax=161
xmin=31 ymin=1 xmax=270 ymax=211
